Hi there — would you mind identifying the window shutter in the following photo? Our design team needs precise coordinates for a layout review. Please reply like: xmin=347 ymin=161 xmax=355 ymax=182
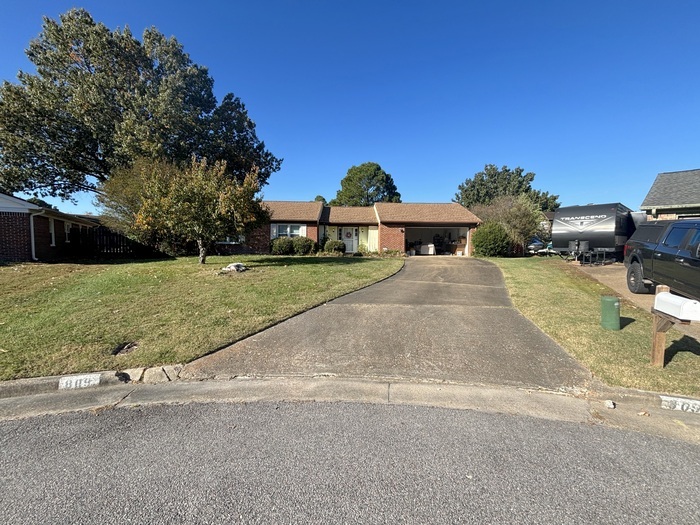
xmin=270 ymin=224 xmax=277 ymax=238
xmin=300 ymin=224 xmax=307 ymax=237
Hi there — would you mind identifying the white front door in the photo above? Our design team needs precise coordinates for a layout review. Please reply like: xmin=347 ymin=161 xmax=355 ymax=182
xmin=340 ymin=227 xmax=358 ymax=253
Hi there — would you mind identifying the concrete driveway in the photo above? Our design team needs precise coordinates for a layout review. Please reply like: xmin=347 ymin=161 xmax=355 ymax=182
xmin=183 ymin=257 xmax=592 ymax=391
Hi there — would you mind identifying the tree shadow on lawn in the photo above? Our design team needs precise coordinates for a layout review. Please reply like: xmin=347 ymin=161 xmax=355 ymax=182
xmin=246 ymin=256 xmax=396 ymax=268
xmin=665 ymin=335 xmax=700 ymax=366
xmin=29 ymin=256 xmax=176 ymax=266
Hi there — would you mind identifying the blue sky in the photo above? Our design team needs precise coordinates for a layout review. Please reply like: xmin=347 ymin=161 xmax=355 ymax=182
xmin=2 ymin=0 xmax=699 ymax=214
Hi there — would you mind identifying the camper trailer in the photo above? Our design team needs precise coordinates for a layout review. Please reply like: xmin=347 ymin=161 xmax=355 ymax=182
xmin=551 ymin=203 xmax=641 ymax=259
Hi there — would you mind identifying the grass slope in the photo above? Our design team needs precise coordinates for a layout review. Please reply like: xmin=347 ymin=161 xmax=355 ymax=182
xmin=0 ymin=256 xmax=403 ymax=380
xmin=491 ymin=257 xmax=700 ymax=397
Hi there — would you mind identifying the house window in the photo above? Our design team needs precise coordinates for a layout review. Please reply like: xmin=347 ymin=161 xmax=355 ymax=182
xmin=49 ymin=218 xmax=56 ymax=246
xmin=65 ymin=222 xmax=72 ymax=243
xmin=274 ymin=224 xmax=304 ymax=238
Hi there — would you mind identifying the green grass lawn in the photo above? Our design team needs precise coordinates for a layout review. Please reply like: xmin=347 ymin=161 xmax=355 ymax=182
xmin=3 ymin=254 xmax=698 ymax=396
xmin=490 ymin=257 xmax=700 ymax=397
xmin=0 ymin=255 xmax=403 ymax=380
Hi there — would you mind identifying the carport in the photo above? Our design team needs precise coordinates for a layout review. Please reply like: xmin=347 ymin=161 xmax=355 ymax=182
xmin=374 ymin=202 xmax=481 ymax=255
xmin=405 ymin=226 xmax=471 ymax=255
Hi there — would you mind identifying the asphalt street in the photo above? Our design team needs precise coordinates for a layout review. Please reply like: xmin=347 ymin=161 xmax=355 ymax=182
xmin=1 ymin=402 xmax=699 ymax=524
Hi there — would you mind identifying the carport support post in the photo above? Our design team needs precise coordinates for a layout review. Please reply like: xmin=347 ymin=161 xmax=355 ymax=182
xmin=651 ymin=285 xmax=672 ymax=367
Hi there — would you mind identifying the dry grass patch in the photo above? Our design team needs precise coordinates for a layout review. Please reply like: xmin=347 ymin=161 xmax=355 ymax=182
xmin=0 ymin=255 xmax=403 ymax=380
xmin=491 ymin=257 xmax=700 ymax=397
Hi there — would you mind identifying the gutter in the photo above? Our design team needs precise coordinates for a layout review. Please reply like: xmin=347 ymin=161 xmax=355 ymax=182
xmin=29 ymin=209 xmax=46 ymax=261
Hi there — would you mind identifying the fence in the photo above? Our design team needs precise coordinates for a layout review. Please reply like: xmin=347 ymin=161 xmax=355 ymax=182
xmin=70 ymin=226 xmax=167 ymax=260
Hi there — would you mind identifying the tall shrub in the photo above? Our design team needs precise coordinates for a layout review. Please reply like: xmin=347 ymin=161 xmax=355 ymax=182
xmin=472 ymin=221 xmax=511 ymax=257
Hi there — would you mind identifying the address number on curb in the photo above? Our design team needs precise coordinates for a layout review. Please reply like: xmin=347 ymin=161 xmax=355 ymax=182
xmin=58 ymin=373 xmax=101 ymax=390
xmin=660 ymin=395 xmax=700 ymax=414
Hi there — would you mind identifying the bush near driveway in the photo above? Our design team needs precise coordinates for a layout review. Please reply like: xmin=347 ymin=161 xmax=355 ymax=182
xmin=472 ymin=222 xmax=510 ymax=257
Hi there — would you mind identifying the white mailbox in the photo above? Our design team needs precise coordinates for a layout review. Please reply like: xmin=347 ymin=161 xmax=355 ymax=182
xmin=654 ymin=292 xmax=700 ymax=321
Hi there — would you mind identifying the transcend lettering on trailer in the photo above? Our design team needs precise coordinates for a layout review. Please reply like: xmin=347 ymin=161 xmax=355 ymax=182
xmin=560 ymin=215 xmax=607 ymax=221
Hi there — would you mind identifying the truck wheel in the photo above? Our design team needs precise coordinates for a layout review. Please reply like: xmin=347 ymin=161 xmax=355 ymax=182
xmin=626 ymin=262 xmax=649 ymax=294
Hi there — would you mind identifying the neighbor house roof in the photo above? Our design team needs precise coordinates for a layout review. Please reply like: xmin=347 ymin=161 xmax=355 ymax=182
xmin=0 ymin=192 xmax=97 ymax=227
xmin=264 ymin=201 xmax=324 ymax=222
xmin=640 ymin=169 xmax=700 ymax=210
xmin=320 ymin=206 xmax=377 ymax=224
xmin=374 ymin=202 xmax=481 ymax=225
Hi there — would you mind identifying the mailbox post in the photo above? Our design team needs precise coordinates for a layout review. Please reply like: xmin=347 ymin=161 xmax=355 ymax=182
xmin=650 ymin=285 xmax=700 ymax=367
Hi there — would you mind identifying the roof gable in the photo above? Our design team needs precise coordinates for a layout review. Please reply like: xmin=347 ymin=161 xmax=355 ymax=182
xmin=320 ymin=206 xmax=377 ymax=224
xmin=374 ymin=202 xmax=481 ymax=224
xmin=0 ymin=192 xmax=41 ymax=212
xmin=641 ymin=169 xmax=700 ymax=209
xmin=264 ymin=201 xmax=324 ymax=223
xmin=0 ymin=192 xmax=98 ymax=227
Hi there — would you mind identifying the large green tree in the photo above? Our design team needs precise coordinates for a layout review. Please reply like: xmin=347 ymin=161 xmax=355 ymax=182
xmin=454 ymin=164 xmax=559 ymax=212
xmin=0 ymin=8 xmax=281 ymax=200
xmin=99 ymin=156 xmax=266 ymax=264
xmin=329 ymin=162 xmax=401 ymax=206
xmin=471 ymin=194 xmax=544 ymax=254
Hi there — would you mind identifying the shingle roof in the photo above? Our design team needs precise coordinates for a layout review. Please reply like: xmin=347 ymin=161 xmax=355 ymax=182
xmin=641 ymin=169 xmax=700 ymax=210
xmin=264 ymin=201 xmax=324 ymax=222
xmin=374 ymin=202 xmax=481 ymax=225
xmin=320 ymin=206 xmax=377 ymax=224
xmin=0 ymin=192 xmax=97 ymax=227
xmin=261 ymin=200 xmax=481 ymax=225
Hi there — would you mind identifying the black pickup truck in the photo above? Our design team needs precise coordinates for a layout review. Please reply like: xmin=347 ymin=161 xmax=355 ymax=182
xmin=623 ymin=220 xmax=700 ymax=301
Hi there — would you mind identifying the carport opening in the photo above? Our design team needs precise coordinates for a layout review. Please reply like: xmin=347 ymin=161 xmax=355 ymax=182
xmin=405 ymin=227 xmax=470 ymax=255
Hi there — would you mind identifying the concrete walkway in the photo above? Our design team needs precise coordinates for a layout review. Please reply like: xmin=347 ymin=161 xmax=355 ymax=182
xmin=182 ymin=257 xmax=592 ymax=392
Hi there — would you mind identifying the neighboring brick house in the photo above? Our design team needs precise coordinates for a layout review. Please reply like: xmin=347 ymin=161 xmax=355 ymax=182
xmin=640 ymin=169 xmax=700 ymax=219
xmin=251 ymin=200 xmax=481 ymax=255
xmin=0 ymin=193 xmax=97 ymax=262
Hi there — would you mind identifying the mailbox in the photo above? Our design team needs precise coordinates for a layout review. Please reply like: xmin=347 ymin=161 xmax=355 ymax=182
xmin=653 ymin=292 xmax=700 ymax=321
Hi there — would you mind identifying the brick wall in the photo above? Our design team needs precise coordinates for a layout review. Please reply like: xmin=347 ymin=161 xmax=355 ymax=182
xmin=247 ymin=225 xmax=272 ymax=253
xmin=248 ymin=222 xmax=319 ymax=253
xmin=0 ymin=212 xmax=31 ymax=261
xmin=467 ymin=227 xmax=477 ymax=256
xmin=306 ymin=224 xmax=319 ymax=245
xmin=379 ymin=223 xmax=406 ymax=252
xmin=34 ymin=216 xmax=74 ymax=261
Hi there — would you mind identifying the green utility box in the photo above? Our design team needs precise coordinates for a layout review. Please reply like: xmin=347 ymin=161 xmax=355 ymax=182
xmin=601 ymin=296 xmax=620 ymax=331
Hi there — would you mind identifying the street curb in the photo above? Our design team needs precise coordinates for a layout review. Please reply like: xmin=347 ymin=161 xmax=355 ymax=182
xmin=0 ymin=364 xmax=188 ymax=400
xmin=1 ymin=368 xmax=699 ymax=415
xmin=0 ymin=370 xmax=127 ymax=399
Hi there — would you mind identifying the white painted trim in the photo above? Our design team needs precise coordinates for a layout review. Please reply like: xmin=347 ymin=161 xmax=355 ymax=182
xmin=29 ymin=209 xmax=46 ymax=261
xmin=48 ymin=217 xmax=56 ymax=246
xmin=0 ymin=192 xmax=41 ymax=213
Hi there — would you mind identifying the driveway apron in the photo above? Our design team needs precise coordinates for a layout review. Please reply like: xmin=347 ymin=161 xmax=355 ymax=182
xmin=182 ymin=258 xmax=592 ymax=391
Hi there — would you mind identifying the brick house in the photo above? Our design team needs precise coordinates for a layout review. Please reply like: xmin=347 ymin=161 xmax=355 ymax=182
xmin=640 ymin=169 xmax=700 ymax=219
xmin=0 ymin=193 xmax=97 ymax=262
xmin=250 ymin=201 xmax=480 ymax=255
